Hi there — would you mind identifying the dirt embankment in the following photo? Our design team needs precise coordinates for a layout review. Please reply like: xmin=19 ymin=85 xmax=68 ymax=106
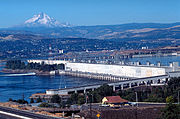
xmin=79 ymin=106 xmax=164 ymax=119
xmin=0 ymin=102 xmax=65 ymax=118
xmin=0 ymin=68 xmax=51 ymax=75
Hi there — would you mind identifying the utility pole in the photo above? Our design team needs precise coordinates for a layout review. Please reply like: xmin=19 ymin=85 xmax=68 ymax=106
xmin=92 ymin=93 xmax=93 ymax=103
xmin=90 ymin=93 xmax=93 ymax=118
xmin=85 ymin=92 xmax=88 ymax=104
xmin=135 ymin=92 xmax=138 ymax=107
xmin=22 ymin=77 xmax=25 ymax=101
xmin=178 ymin=90 xmax=179 ymax=104
xmin=135 ymin=92 xmax=138 ymax=119
xmin=22 ymin=93 xmax=24 ymax=100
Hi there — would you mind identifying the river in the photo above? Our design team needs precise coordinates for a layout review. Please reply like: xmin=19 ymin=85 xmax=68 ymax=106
xmin=0 ymin=65 xmax=108 ymax=102
xmin=128 ymin=56 xmax=180 ymax=66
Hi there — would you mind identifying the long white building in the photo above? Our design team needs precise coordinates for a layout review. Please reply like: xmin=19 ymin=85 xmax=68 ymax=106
xmin=65 ymin=62 xmax=165 ymax=78
xmin=28 ymin=59 xmax=180 ymax=78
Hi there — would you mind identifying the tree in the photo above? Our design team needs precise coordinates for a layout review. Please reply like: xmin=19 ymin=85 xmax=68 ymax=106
xmin=30 ymin=98 xmax=34 ymax=103
xmin=77 ymin=95 xmax=85 ymax=105
xmin=5 ymin=60 xmax=64 ymax=71
xmin=50 ymin=94 xmax=61 ymax=103
xmin=144 ymin=94 xmax=164 ymax=102
xmin=59 ymin=101 xmax=66 ymax=108
xmin=17 ymin=99 xmax=28 ymax=104
xmin=8 ymin=98 xmax=13 ymax=102
xmin=96 ymin=84 xmax=114 ymax=98
xmin=161 ymin=96 xmax=180 ymax=119
xmin=38 ymin=102 xmax=51 ymax=108
xmin=70 ymin=93 xmax=78 ymax=104
xmin=36 ymin=97 xmax=42 ymax=103
xmin=92 ymin=91 xmax=101 ymax=103
xmin=166 ymin=96 xmax=174 ymax=104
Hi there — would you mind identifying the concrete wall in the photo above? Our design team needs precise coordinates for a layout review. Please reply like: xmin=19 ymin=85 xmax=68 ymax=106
xmin=27 ymin=60 xmax=68 ymax=65
xmin=46 ymin=90 xmax=68 ymax=95
xmin=66 ymin=63 xmax=166 ymax=78
xmin=28 ymin=60 xmax=166 ymax=78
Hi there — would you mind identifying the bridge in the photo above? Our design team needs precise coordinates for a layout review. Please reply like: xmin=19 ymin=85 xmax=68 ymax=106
xmin=46 ymin=74 xmax=169 ymax=95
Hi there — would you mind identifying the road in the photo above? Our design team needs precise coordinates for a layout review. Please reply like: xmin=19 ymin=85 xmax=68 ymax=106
xmin=0 ymin=106 xmax=62 ymax=119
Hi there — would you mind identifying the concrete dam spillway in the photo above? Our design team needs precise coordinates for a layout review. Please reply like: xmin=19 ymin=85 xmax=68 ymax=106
xmin=28 ymin=59 xmax=180 ymax=96
xmin=65 ymin=62 xmax=165 ymax=78
xmin=0 ymin=72 xmax=36 ymax=77
xmin=27 ymin=59 xmax=179 ymax=79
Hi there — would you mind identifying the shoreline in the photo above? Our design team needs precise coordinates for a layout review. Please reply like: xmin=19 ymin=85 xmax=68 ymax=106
xmin=0 ymin=68 xmax=52 ymax=76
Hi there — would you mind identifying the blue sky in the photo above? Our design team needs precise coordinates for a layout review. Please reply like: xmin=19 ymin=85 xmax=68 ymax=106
xmin=0 ymin=0 xmax=180 ymax=28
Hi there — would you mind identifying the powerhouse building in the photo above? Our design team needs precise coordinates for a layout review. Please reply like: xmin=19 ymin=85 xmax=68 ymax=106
xmin=27 ymin=59 xmax=180 ymax=78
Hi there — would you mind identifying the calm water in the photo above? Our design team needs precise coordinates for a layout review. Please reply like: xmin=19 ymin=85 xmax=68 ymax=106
xmin=0 ymin=56 xmax=179 ymax=102
xmin=0 ymin=65 xmax=108 ymax=102
xmin=128 ymin=56 xmax=180 ymax=66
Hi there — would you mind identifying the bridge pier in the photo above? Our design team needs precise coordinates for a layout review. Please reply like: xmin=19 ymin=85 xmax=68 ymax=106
xmin=153 ymin=79 xmax=158 ymax=84
xmin=113 ymin=85 xmax=116 ymax=91
xmin=63 ymin=111 xmax=65 ymax=118
xmin=144 ymin=81 xmax=148 ymax=86
xmin=129 ymin=83 xmax=132 ymax=88
xmin=121 ymin=84 xmax=124 ymax=90
xmin=159 ymin=78 xmax=164 ymax=83
xmin=72 ymin=113 xmax=74 ymax=119
xmin=75 ymin=90 xmax=77 ymax=93
xmin=84 ymin=89 xmax=86 ymax=94
xmin=166 ymin=78 xmax=170 ymax=83
xmin=137 ymin=82 xmax=140 ymax=86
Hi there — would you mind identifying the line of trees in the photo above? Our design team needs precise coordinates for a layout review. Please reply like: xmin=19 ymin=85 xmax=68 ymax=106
xmin=66 ymin=84 xmax=115 ymax=105
xmin=118 ymin=77 xmax=180 ymax=103
xmin=64 ymin=77 xmax=180 ymax=105
xmin=5 ymin=60 xmax=65 ymax=71
xmin=38 ymin=94 xmax=63 ymax=108
xmin=9 ymin=98 xmax=28 ymax=104
xmin=35 ymin=84 xmax=114 ymax=107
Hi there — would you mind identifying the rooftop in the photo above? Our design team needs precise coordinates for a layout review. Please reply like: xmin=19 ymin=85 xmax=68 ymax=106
xmin=104 ymin=96 xmax=128 ymax=103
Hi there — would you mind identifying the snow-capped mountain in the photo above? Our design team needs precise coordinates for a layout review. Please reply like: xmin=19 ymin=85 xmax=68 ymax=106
xmin=23 ymin=12 xmax=71 ymax=28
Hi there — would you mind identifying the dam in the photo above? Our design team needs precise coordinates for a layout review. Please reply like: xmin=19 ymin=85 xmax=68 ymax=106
xmin=28 ymin=59 xmax=180 ymax=96
xmin=27 ymin=59 xmax=180 ymax=79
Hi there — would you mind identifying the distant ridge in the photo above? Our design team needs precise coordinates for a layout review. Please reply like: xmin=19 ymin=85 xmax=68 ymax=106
xmin=0 ymin=13 xmax=179 ymax=40
xmin=17 ymin=12 xmax=72 ymax=28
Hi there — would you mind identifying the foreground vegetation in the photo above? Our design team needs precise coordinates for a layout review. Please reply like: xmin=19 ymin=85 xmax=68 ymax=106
xmin=8 ymin=98 xmax=28 ymax=104
xmin=65 ymin=77 xmax=180 ymax=105
xmin=5 ymin=60 xmax=65 ymax=71
xmin=119 ymin=77 xmax=180 ymax=103
xmin=8 ymin=77 xmax=180 ymax=119
xmin=7 ymin=76 xmax=179 ymax=106
xmin=160 ymin=96 xmax=180 ymax=119
xmin=35 ymin=77 xmax=180 ymax=107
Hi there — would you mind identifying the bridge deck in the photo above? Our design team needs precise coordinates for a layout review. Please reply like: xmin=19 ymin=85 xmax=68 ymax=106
xmin=46 ymin=75 xmax=168 ymax=95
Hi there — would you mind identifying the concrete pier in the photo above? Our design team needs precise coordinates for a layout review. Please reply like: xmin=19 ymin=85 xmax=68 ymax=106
xmin=58 ymin=70 xmax=133 ymax=82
